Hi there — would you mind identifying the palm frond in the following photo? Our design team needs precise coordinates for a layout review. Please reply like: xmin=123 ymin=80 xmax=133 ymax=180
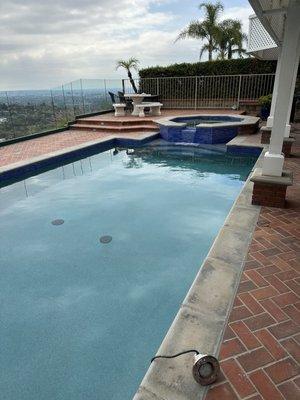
xmin=199 ymin=2 xmax=224 ymax=25
xmin=199 ymin=43 xmax=211 ymax=60
xmin=175 ymin=21 xmax=206 ymax=42
xmin=116 ymin=57 xmax=139 ymax=71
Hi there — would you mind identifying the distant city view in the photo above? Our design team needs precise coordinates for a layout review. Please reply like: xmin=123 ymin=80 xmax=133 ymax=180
xmin=0 ymin=80 xmax=124 ymax=140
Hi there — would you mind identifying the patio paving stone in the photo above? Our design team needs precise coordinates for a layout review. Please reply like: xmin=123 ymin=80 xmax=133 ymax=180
xmin=205 ymin=124 xmax=300 ymax=400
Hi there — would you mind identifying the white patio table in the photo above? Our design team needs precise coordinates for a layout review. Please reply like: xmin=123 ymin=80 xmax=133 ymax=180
xmin=124 ymin=93 xmax=151 ymax=116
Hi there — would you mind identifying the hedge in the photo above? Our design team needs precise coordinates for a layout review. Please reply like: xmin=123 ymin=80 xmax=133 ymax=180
xmin=139 ymin=59 xmax=278 ymax=78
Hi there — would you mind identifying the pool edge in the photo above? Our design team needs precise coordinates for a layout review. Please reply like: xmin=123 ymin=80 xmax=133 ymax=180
xmin=0 ymin=132 xmax=160 ymax=184
xmin=133 ymin=149 xmax=266 ymax=400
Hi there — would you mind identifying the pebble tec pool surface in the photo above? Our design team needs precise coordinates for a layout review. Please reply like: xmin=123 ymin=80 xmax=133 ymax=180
xmin=0 ymin=145 xmax=257 ymax=400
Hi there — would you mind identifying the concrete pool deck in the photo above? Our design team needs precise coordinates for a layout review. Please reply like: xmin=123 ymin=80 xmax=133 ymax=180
xmin=0 ymin=114 xmax=299 ymax=400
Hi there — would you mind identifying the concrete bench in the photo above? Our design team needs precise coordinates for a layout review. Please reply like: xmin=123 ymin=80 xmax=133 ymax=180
xmin=113 ymin=103 xmax=126 ymax=116
xmin=136 ymin=102 xmax=163 ymax=117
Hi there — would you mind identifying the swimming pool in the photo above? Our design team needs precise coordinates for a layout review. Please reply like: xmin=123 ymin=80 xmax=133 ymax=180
xmin=0 ymin=145 xmax=257 ymax=400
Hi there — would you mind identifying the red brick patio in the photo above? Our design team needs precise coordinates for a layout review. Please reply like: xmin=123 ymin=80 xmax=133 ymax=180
xmin=205 ymin=130 xmax=300 ymax=400
xmin=0 ymin=109 xmax=243 ymax=168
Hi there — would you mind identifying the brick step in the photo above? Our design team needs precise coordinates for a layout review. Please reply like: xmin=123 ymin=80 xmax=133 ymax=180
xmin=71 ymin=123 xmax=159 ymax=133
xmin=76 ymin=118 xmax=158 ymax=127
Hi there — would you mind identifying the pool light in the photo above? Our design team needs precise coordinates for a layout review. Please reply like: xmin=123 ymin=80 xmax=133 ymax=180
xmin=151 ymin=350 xmax=220 ymax=386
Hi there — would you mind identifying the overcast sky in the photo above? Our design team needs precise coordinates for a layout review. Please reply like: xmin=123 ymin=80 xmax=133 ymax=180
xmin=0 ymin=0 xmax=253 ymax=90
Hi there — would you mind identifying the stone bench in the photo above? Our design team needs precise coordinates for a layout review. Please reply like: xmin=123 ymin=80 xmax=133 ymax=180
xmin=136 ymin=102 xmax=163 ymax=117
xmin=113 ymin=103 xmax=126 ymax=116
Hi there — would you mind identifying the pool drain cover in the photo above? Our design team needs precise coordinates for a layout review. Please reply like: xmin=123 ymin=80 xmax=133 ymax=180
xmin=51 ymin=219 xmax=65 ymax=225
xmin=100 ymin=235 xmax=112 ymax=244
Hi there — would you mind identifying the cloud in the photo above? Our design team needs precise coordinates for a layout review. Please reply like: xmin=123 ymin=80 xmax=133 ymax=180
xmin=0 ymin=1 xmax=252 ymax=90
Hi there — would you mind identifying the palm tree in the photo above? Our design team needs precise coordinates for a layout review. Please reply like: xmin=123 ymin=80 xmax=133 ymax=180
xmin=176 ymin=2 xmax=224 ymax=61
xmin=215 ymin=20 xmax=230 ymax=59
xmin=227 ymin=20 xmax=247 ymax=59
xmin=216 ymin=19 xmax=246 ymax=59
xmin=116 ymin=58 xmax=139 ymax=93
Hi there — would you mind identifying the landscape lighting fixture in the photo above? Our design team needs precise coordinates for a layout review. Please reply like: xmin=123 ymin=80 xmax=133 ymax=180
xmin=151 ymin=350 xmax=220 ymax=386
xmin=192 ymin=353 xmax=220 ymax=386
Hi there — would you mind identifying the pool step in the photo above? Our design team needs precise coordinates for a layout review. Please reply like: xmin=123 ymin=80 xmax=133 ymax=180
xmin=75 ymin=118 xmax=158 ymax=127
xmin=71 ymin=123 xmax=159 ymax=133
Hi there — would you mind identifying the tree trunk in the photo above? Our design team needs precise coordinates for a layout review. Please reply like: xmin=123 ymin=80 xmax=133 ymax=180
xmin=127 ymin=70 xmax=138 ymax=93
xmin=228 ymin=45 xmax=232 ymax=59
xmin=208 ymin=39 xmax=213 ymax=61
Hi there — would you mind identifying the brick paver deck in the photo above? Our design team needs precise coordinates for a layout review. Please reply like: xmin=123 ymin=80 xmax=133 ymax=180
xmin=0 ymin=109 xmax=243 ymax=168
xmin=0 ymin=130 xmax=109 ymax=167
xmin=205 ymin=129 xmax=300 ymax=400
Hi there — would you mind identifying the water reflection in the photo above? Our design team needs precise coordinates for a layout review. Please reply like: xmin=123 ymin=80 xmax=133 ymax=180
xmin=0 ymin=146 xmax=257 ymax=205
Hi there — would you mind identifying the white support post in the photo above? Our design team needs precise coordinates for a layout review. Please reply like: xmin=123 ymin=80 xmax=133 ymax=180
xmin=262 ymin=1 xmax=300 ymax=177
xmin=267 ymin=48 xmax=282 ymax=128
xmin=284 ymin=39 xmax=300 ymax=137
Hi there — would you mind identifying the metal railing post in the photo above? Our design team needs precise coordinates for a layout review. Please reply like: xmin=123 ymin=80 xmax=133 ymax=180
xmin=5 ymin=91 xmax=16 ymax=138
xmin=104 ymin=79 xmax=108 ymax=104
xmin=80 ymin=79 xmax=86 ymax=114
xmin=237 ymin=75 xmax=242 ymax=110
xmin=70 ymin=81 xmax=76 ymax=118
xmin=194 ymin=76 xmax=198 ymax=109
xmin=62 ymin=84 xmax=68 ymax=121
xmin=50 ymin=89 xmax=58 ymax=128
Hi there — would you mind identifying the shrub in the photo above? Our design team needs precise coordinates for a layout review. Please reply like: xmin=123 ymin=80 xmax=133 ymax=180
xmin=139 ymin=59 xmax=278 ymax=78
xmin=258 ymin=94 xmax=272 ymax=109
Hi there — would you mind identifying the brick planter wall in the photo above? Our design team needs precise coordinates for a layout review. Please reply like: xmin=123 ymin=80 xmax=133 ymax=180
xmin=260 ymin=129 xmax=294 ymax=157
xmin=252 ymin=183 xmax=287 ymax=208
xmin=282 ymin=141 xmax=293 ymax=157
xmin=261 ymin=129 xmax=271 ymax=144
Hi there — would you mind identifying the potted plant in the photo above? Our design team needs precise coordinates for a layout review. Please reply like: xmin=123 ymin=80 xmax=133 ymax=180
xmin=258 ymin=94 xmax=272 ymax=120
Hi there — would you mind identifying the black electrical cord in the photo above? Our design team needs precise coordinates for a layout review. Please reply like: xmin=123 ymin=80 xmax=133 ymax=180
xmin=151 ymin=349 xmax=199 ymax=364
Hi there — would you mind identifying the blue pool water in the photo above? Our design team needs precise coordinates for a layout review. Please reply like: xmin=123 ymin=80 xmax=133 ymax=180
xmin=0 ymin=146 xmax=256 ymax=400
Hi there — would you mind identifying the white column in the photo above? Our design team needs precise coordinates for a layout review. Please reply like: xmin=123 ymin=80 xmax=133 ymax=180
xmin=267 ymin=49 xmax=282 ymax=128
xmin=284 ymin=40 xmax=300 ymax=137
xmin=262 ymin=1 xmax=300 ymax=177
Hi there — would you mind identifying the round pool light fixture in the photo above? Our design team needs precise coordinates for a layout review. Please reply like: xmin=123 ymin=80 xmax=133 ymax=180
xmin=192 ymin=353 xmax=220 ymax=386
xmin=51 ymin=219 xmax=65 ymax=225
xmin=151 ymin=350 xmax=219 ymax=386
xmin=99 ymin=235 xmax=112 ymax=244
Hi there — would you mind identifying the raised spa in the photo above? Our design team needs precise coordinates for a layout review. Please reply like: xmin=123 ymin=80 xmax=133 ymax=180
xmin=157 ymin=114 xmax=260 ymax=144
